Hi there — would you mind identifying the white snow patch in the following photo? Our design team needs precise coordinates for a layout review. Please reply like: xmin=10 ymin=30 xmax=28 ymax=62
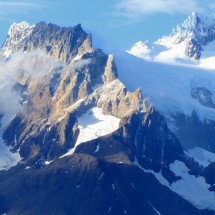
xmin=148 ymin=201 xmax=161 ymax=215
xmin=169 ymin=160 xmax=215 ymax=211
xmin=98 ymin=172 xmax=104 ymax=180
xmin=186 ymin=147 xmax=215 ymax=167
xmin=129 ymin=38 xmax=215 ymax=70
xmin=128 ymin=37 xmax=197 ymax=66
xmin=199 ymin=40 xmax=215 ymax=70
xmin=112 ymin=184 xmax=115 ymax=190
xmin=62 ymin=107 xmax=120 ymax=156
xmin=128 ymin=41 xmax=152 ymax=60
xmin=134 ymin=159 xmax=215 ymax=211
xmin=45 ymin=160 xmax=53 ymax=165
xmin=72 ymin=55 xmax=82 ymax=62
xmin=94 ymin=143 xmax=100 ymax=153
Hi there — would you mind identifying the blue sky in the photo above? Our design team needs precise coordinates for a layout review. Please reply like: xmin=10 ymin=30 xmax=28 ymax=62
xmin=0 ymin=0 xmax=215 ymax=50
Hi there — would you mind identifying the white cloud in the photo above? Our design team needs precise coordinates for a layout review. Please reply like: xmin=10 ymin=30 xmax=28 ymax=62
xmin=0 ymin=50 xmax=61 ymax=170
xmin=0 ymin=49 xmax=91 ymax=128
xmin=0 ymin=1 xmax=42 ymax=17
xmin=0 ymin=50 xmax=63 ymax=128
xmin=115 ymin=0 xmax=203 ymax=19
xmin=0 ymin=1 xmax=36 ymax=7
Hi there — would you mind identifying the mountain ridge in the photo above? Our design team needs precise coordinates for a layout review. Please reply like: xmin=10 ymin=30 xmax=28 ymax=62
xmin=0 ymin=20 xmax=215 ymax=214
xmin=128 ymin=12 xmax=215 ymax=67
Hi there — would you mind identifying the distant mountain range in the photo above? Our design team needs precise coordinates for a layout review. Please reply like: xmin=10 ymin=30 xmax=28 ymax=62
xmin=128 ymin=12 xmax=215 ymax=69
xmin=0 ymin=13 xmax=215 ymax=215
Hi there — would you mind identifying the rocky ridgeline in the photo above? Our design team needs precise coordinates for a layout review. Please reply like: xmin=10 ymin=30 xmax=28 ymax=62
xmin=1 ymin=22 xmax=147 ymax=164
xmin=0 ymin=21 xmax=215 ymax=215
xmin=1 ymin=21 xmax=92 ymax=63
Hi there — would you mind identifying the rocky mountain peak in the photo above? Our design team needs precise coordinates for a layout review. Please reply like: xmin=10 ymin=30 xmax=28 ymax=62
xmin=1 ymin=21 xmax=35 ymax=58
xmin=171 ymin=13 xmax=215 ymax=59
xmin=8 ymin=21 xmax=33 ymax=37
xmin=1 ymin=20 xmax=215 ymax=215
xmin=1 ymin=21 xmax=93 ymax=63
xmin=129 ymin=12 xmax=215 ymax=61
xmin=173 ymin=12 xmax=215 ymax=43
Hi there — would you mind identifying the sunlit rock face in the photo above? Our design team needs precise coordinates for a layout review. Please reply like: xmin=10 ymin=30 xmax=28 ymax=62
xmin=0 ymin=20 xmax=215 ymax=215
xmin=1 ymin=21 xmax=142 ymax=163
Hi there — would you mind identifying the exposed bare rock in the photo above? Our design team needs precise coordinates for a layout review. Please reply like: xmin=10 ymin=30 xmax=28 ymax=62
xmin=191 ymin=86 xmax=215 ymax=108
xmin=96 ymin=80 xmax=144 ymax=118
xmin=1 ymin=22 xmax=93 ymax=64
xmin=0 ymin=22 xmax=115 ymax=163
xmin=102 ymin=54 xmax=118 ymax=83
xmin=3 ymin=110 xmax=79 ymax=161
xmin=26 ymin=22 xmax=93 ymax=64
xmin=74 ymin=108 xmax=200 ymax=184
xmin=170 ymin=111 xmax=215 ymax=152
xmin=1 ymin=21 xmax=215 ymax=215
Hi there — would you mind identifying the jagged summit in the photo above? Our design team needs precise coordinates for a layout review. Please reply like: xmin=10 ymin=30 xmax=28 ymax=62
xmin=1 ymin=21 xmax=93 ymax=63
xmin=172 ymin=12 xmax=215 ymax=46
xmin=5 ymin=21 xmax=34 ymax=46
xmin=129 ymin=12 xmax=215 ymax=65
xmin=7 ymin=21 xmax=33 ymax=36
xmin=0 ymin=19 xmax=215 ymax=215
xmin=1 ymin=21 xmax=34 ymax=58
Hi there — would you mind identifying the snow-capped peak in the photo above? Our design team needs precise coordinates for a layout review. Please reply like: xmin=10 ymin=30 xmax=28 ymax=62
xmin=129 ymin=41 xmax=152 ymax=60
xmin=1 ymin=21 xmax=35 ymax=58
xmin=128 ymin=13 xmax=215 ymax=68
xmin=8 ymin=21 xmax=32 ymax=36
xmin=5 ymin=21 xmax=35 ymax=46
xmin=172 ymin=12 xmax=215 ymax=44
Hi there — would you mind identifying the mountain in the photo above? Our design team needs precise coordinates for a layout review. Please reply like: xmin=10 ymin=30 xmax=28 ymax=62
xmin=126 ymin=13 xmax=215 ymax=153
xmin=128 ymin=12 xmax=215 ymax=69
xmin=0 ymin=19 xmax=215 ymax=215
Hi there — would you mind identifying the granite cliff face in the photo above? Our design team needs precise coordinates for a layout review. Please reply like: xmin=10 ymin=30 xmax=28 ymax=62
xmin=0 ymin=21 xmax=215 ymax=215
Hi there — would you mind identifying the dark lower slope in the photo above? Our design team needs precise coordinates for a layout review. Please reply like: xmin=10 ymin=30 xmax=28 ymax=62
xmin=0 ymin=153 xmax=211 ymax=215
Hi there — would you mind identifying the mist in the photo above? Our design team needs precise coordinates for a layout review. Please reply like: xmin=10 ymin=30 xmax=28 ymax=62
xmin=0 ymin=50 xmax=64 ymax=169
xmin=0 ymin=49 xmax=91 ymax=169
xmin=0 ymin=50 xmax=64 ymax=128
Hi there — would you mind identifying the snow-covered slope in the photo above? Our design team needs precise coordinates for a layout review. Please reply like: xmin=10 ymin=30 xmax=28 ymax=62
xmin=115 ymin=51 xmax=215 ymax=121
xmin=186 ymin=147 xmax=215 ymax=167
xmin=169 ymin=160 xmax=215 ymax=211
xmin=0 ymin=20 xmax=215 ymax=214
xmin=142 ymin=160 xmax=215 ymax=211
xmin=128 ymin=12 xmax=215 ymax=69
xmin=63 ymin=107 xmax=120 ymax=156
